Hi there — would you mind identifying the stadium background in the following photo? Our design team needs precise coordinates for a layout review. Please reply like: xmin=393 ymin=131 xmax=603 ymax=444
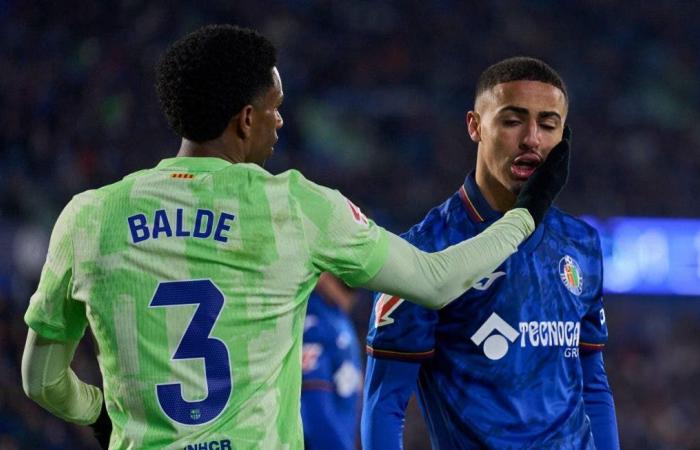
xmin=1 ymin=1 xmax=699 ymax=448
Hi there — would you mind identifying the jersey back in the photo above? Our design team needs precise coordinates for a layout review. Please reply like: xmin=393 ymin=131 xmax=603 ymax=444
xmin=26 ymin=157 xmax=388 ymax=449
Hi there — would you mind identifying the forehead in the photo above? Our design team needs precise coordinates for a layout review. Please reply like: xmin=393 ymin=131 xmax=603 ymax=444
xmin=479 ymin=80 xmax=567 ymax=115
xmin=257 ymin=67 xmax=283 ymax=104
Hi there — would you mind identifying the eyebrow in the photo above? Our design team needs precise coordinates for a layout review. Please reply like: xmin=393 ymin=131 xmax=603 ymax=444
xmin=498 ymin=106 xmax=561 ymax=120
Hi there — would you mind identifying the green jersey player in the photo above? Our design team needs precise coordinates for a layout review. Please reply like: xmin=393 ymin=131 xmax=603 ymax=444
xmin=21 ymin=25 xmax=569 ymax=449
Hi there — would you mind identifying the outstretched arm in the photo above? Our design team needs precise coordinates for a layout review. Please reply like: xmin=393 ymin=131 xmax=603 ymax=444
xmin=361 ymin=208 xmax=533 ymax=309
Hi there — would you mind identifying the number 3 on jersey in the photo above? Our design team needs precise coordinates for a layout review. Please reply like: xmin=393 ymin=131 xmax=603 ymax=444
xmin=149 ymin=280 xmax=232 ymax=425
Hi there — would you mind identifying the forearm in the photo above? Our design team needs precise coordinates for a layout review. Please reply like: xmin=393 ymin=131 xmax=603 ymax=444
xmin=22 ymin=329 xmax=103 ymax=425
xmin=581 ymin=351 xmax=619 ymax=450
xmin=362 ymin=208 xmax=534 ymax=309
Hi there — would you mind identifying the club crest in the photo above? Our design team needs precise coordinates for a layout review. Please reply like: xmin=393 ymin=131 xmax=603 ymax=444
xmin=559 ymin=255 xmax=583 ymax=296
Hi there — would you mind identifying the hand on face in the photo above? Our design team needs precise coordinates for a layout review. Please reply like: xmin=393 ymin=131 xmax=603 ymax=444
xmin=468 ymin=80 xmax=568 ymax=210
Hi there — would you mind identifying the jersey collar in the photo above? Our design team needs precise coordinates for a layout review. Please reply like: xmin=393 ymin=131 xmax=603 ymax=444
xmin=156 ymin=157 xmax=236 ymax=172
xmin=459 ymin=171 xmax=502 ymax=224
xmin=459 ymin=170 xmax=545 ymax=251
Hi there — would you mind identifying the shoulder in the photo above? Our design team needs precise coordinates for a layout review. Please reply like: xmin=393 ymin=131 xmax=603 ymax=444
xmin=546 ymin=208 xmax=601 ymax=244
xmin=401 ymin=191 xmax=465 ymax=251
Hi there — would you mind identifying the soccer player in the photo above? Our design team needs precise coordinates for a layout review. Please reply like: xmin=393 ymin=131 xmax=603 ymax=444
xmin=362 ymin=57 xmax=619 ymax=450
xmin=20 ymin=26 xmax=568 ymax=450
xmin=301 ymin=274 xmax=362 ymax=450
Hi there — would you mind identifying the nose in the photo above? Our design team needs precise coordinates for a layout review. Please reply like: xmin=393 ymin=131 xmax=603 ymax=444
xmin=520 ymin=120 xmax=540 ymax=150
xmin=276 ymin=111 xmax=284 ymax=129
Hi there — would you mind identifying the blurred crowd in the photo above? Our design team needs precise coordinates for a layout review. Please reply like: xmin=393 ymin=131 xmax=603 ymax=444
xmin=1 ymin=1 xmax=698 ymax=448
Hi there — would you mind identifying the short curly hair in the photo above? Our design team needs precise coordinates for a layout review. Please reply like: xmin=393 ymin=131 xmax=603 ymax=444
xmin=475 ymin=56 xmax=568 ymax=104
xmin=155 ymin=24 xmax=277 ymax=142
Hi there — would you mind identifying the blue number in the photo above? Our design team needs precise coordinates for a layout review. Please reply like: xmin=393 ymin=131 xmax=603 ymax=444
xmin=149 ymin=280 xmax=231 ymax=425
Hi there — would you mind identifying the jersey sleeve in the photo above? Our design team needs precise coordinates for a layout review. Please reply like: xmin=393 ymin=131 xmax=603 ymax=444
xmin=366 ymin=229 xmax=439 ymax=361
xmin=25 ymin=198 xmax=88 ymax=342
xmin=580 ymin=233 xmax=608 ymax=353
xmin=291 ymin=173 xmax=389 ymax=286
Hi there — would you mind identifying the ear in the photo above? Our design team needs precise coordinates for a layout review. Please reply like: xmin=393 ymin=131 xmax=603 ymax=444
xmin=466 ymin=111 xmax=481 ymax=143
xmin=234 ymin=105 xmax=255 ymax=139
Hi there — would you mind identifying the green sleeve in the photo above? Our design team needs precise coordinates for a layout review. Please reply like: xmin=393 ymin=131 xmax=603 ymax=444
xmin=25 ymin=199 xmax=88 ymax=342
xmin=291 ymin=174 xmax=389 ymax=286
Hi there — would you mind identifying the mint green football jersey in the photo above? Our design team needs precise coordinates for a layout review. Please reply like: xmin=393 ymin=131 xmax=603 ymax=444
xmin=25 ymin=157 xmax=388 ymax=449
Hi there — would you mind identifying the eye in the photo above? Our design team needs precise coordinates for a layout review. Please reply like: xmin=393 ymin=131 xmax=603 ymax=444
xmin=539 ymin=123 xmax=557 ymax=131
xmin=503 ymin=119 xmax=521 ymax=127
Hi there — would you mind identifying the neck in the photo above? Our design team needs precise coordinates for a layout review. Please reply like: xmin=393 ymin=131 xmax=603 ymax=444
xmin=474 ymin=168 xmax=516 ymax=213
xmin=176 ymin=137 xmax=247 ymax=164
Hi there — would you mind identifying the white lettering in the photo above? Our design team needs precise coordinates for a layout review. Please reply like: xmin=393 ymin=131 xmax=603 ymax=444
xmin=549 ymin=322 xmax=559 ymax=346
xmin=528 ymin=321 xmax=539 ymax=346
xmin=539 ymin=322 xmax=549 ymax=346
xmin=519 ymin=323 xmax=529 ymax=347
xmin=565 ymin=322 xmax=574 ymax=346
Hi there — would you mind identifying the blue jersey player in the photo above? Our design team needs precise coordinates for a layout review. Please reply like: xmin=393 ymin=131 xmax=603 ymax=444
xmin=362 ymin=57 xmax=619 ymax=449
xmin=301 ymin=274 xmax=362 ymax=450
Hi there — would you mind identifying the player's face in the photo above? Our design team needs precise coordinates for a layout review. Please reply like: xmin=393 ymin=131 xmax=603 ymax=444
xmin=249 ymin=67 xmax=284 ymax=165
xmin=467 ymin=80 xmax=567 ymax=210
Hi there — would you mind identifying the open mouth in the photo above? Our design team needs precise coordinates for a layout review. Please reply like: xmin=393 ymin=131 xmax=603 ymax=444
xmin=511 ymin=154 xmax=542 ymax=179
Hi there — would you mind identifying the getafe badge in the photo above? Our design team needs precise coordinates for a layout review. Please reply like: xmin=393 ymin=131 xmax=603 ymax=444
xmin=559 ymin=255 xmax=583 ymax=296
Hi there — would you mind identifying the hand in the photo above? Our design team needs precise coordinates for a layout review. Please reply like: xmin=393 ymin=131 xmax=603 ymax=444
xmin=514 ymin=126 xmax=571 ymax=226
xmin=90 ymin=401 xmax=112 ymax=449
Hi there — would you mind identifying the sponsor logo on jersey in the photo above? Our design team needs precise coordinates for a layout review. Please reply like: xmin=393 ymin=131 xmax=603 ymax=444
xmin=471 ymin=271 xmax=506 ymax=290
xmin=374 ymin=294 xmax=405 ymax=327
xmin=346 ymin=199 xmax=369 ymax=225
xmin=302 ymin=343 xmax=323 ymax=372
xmin=559 ymin=255 xmax=583 ymax=295
xmin=470 ymin=313 xmax=520 ymax=360
xmin=184 ymin=439 xmax=231 ymax=450
xmin=471 ymin=312 xmax=581 ymax=360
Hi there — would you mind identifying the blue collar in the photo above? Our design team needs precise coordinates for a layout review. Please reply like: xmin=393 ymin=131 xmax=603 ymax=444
xmin=460 ymin=171 xmax=503 ymax=223
xmin=459 ymin=170 xmax=545 ymax=251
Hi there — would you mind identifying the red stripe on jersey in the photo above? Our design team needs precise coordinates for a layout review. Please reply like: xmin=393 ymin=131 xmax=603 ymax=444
xmin=374 ymin=294 xmax=405 ymax=327
xmin=346 ymin=199 xmax=368 ymax=225
xmin=366 ymin=345 xmax=435 ymax=361
xmin=459 ymin=185 xmax=485 ymax=223
xmin=579 ymin=342 xmax=605 ymax=352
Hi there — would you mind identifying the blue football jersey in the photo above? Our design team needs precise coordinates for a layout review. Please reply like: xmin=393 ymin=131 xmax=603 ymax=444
xmin=367 ymin=172 xmax=607 ymax=449
xmin=302 ymin=292 xmax=362 ymax=449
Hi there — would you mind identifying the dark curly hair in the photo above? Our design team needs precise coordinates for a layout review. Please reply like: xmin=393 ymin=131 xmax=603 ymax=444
xmin=475 ymin=56 xmax=568 ymax=104
xmin=155 ymin=24 xmax=277 ymax=142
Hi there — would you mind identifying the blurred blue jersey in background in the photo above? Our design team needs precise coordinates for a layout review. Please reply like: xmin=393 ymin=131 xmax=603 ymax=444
xmin=301 ymin=291 xmax=362 ymax=450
